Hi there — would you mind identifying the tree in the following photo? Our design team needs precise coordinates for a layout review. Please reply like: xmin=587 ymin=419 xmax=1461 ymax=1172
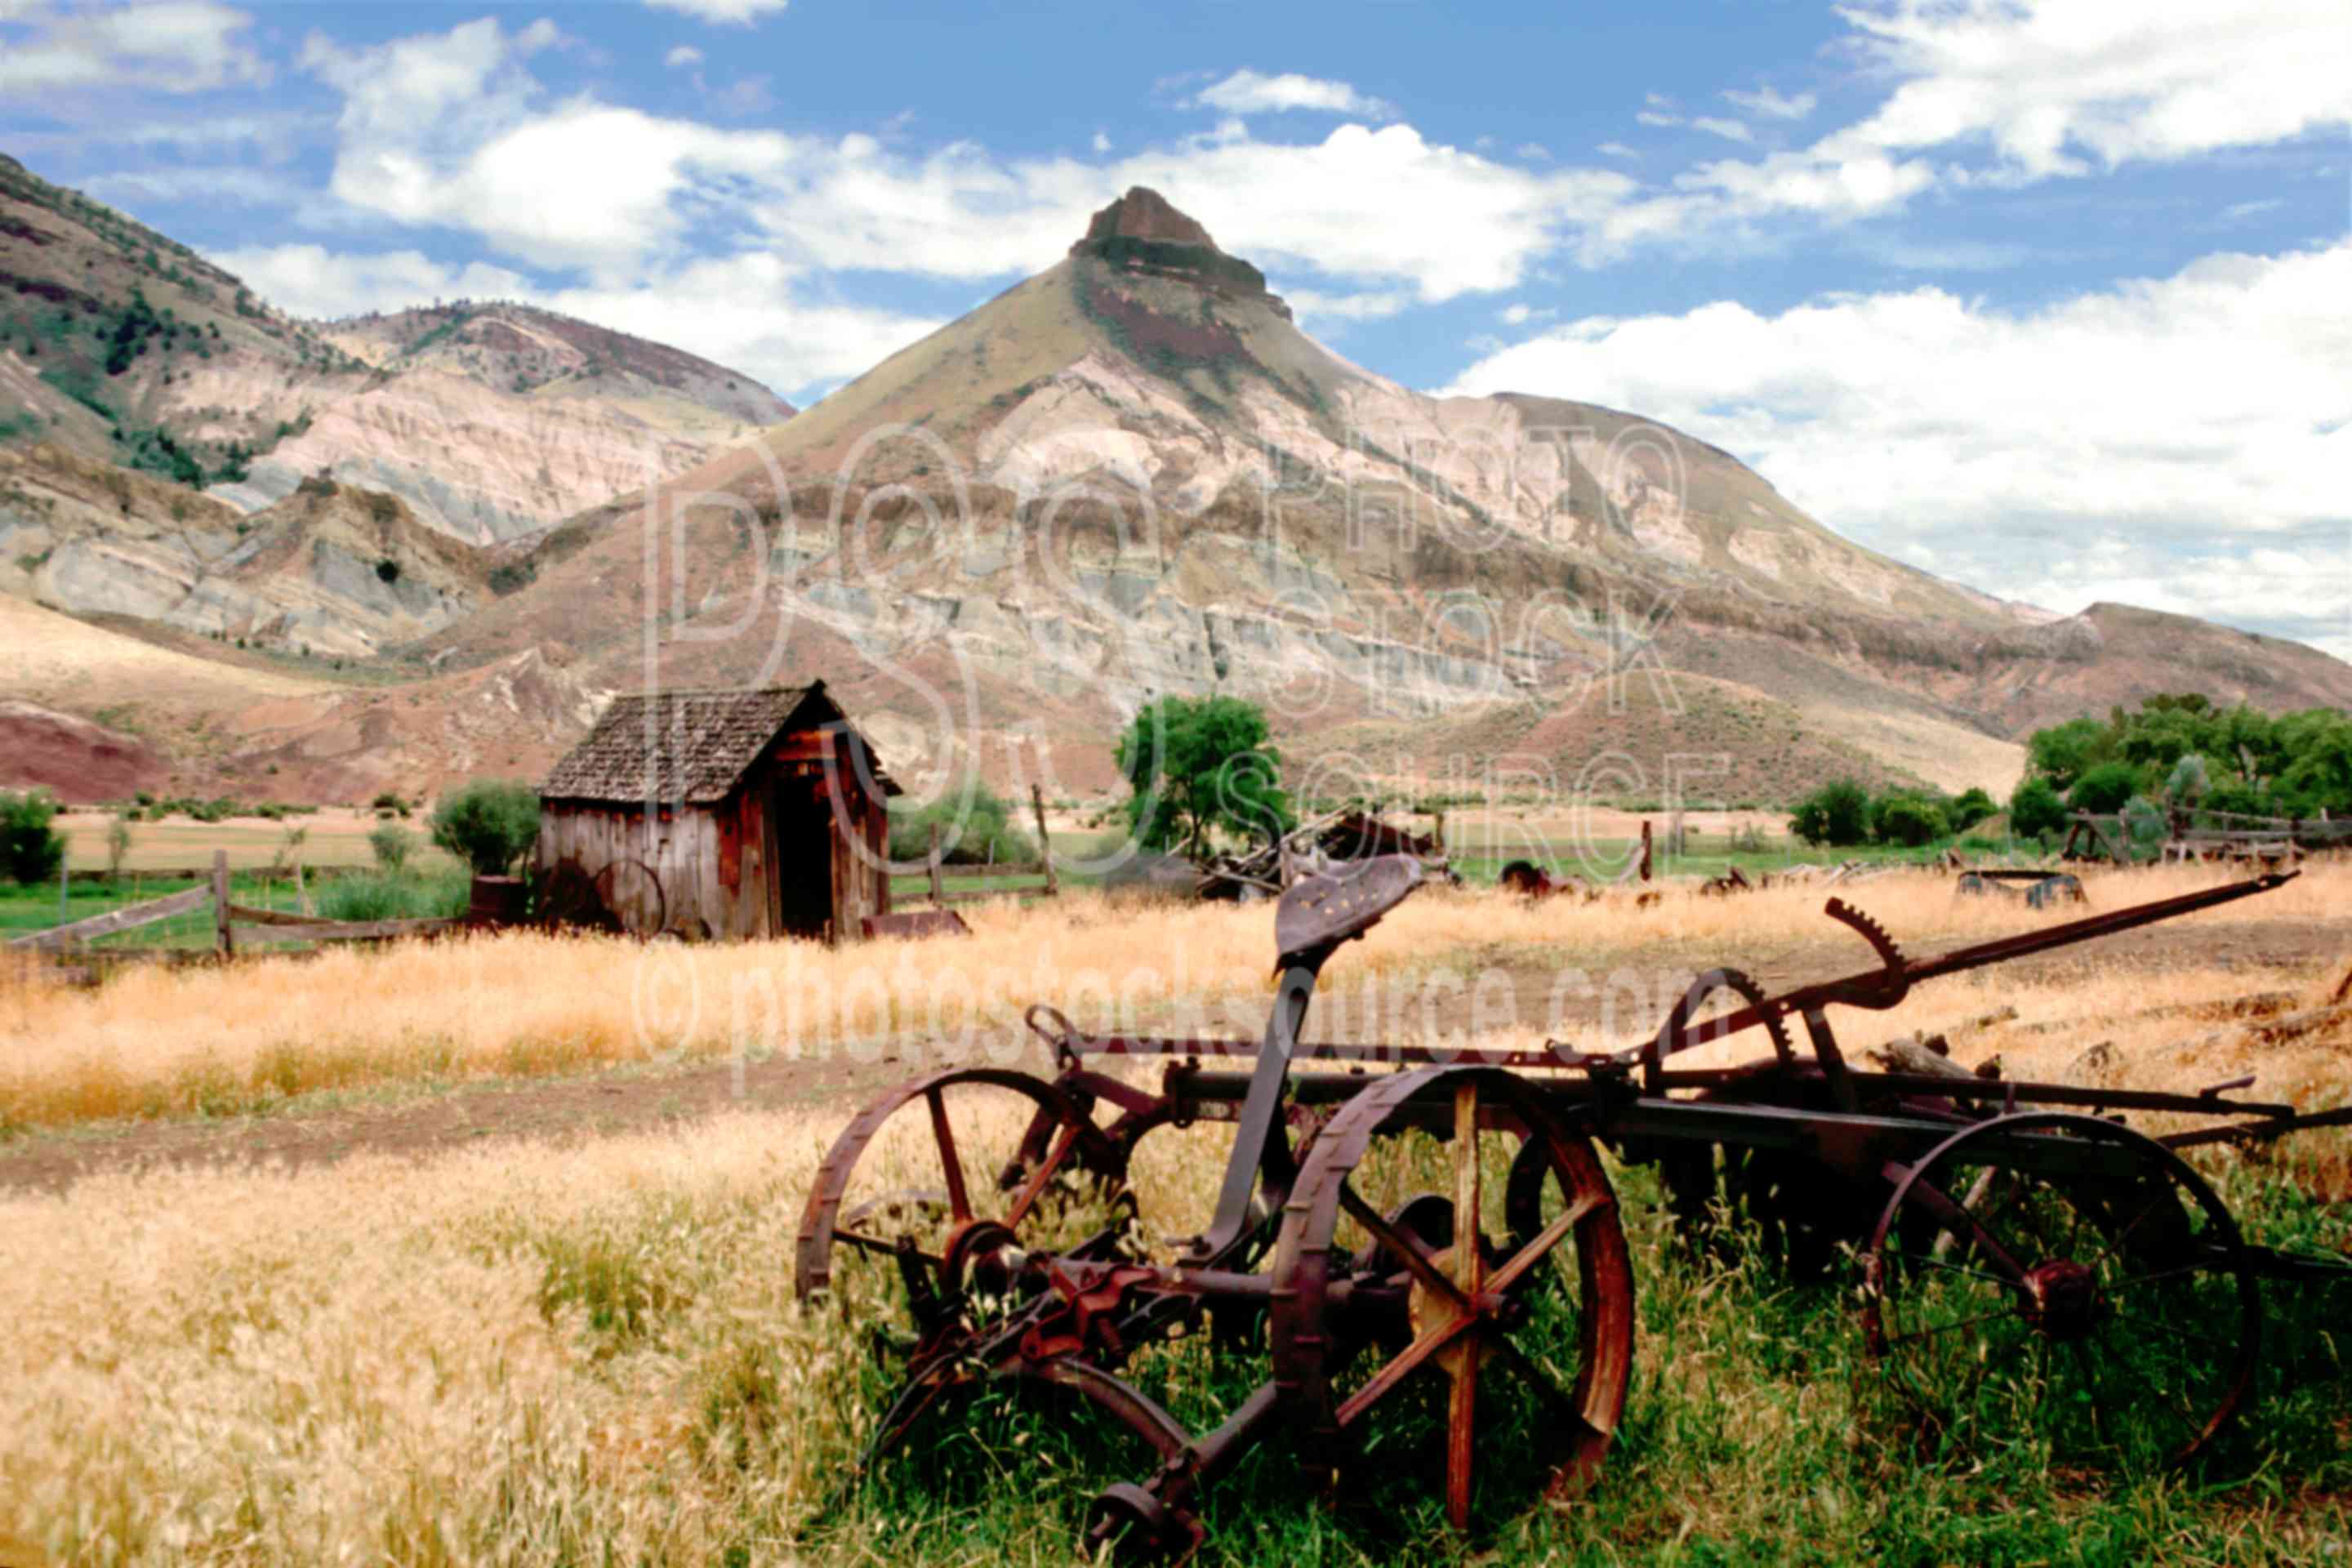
xmin=2068 ymin=761 xmax=2140 ymax=816
xmin=1789 ymin=778 xmax=1869 ymax=846
xmin=2163 ymin=753 xmax=2210 ymax=807
xmin=1949 ymin=787 xmax=1997 ymax=833
xmin=429 ymin=778 xmax=540 ymax=875
xmin=1115 ymin=696 xmax=1294 ymax=858
xmin=2027 ymin=717 xmax=2110 ymax=791
xmin=105 ymin=813 xmax=133 ymax=880
xmin=1873 ymin=795 xmax=1949 ymax=847
xmin=0 ymin=790 xmax=65 ymax=885
xmin=369 ymin=823 xmax=416 ymax=871
xmin=2007 ymin=776 xmax=2067 ymax=840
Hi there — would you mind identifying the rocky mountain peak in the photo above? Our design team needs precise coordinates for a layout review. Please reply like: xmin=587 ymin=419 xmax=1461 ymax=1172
xmin=1075 ymin=186 xmax=1223 ymax=252
xmin=1068 ymin=185 xmax=1278 ymax=308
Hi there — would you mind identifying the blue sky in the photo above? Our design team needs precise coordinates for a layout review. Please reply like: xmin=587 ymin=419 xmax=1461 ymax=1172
xmin=2 ymin=1 xmax=2346 ymax=657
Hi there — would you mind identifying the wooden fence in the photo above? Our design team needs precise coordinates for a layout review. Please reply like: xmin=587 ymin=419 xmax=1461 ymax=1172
xmin=918 ymin=784 xmax=1063 ymax=908
xmin=9 ymin=850 xmax=455 ymax=970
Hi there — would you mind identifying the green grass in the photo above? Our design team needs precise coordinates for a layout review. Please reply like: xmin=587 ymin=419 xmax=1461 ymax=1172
xmin=0 ymin=864 xmax=466 ymax=948
xmin=792 ymin=1156 xmax=2348 ymax=1565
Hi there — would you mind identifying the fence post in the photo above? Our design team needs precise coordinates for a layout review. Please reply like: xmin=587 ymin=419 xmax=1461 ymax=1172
xmin=58 ymin=845 xmax=68 ymax=924
xmin=212 ymin=849 xmax=233 ymax=959
xmin=1031 ymin=782 xmax=1059 ymax=898
xmin=927 ymin=821 xmax=944 ymax=906
xmin=1639 ymin=820 xmax=1653 ymax=883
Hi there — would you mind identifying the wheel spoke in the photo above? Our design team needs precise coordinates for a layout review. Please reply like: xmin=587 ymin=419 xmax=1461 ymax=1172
xmin=925 ymin=1089 xmax=972 ymax=1223
xmin=1446 ymin=1336 xmax=1481 ymax=1530
xmin=834 ymin=1227 xmax=942 ymax=1264
xmin=1907 ymin=1176 xmax=2031 ymax=1285
xmin=1490 ymin=1336 xmax=1601 ymax=1437
xmin=2106 ymin=1309 xmax=2242 ymax=1355
xmin=1453 ymin=1080 xmax=1484 ymax=1298
xmin=1334 ymin=1312 xmax=1477 ymax=1428
xmin=1004 ymin=1120 xmax=1081 ymax=1229
xmin=1912 ymin=1254 xmax=2020 ymax=1291
xmin=1488 ymin=1187 xmax=1610 ymax=1297
xmin=2086 ymin=1188 xmax=2171 ymax=1275
xmin=1882 ymin=1305 xmax=2020 ymax=1348
xmin=1339 ymin=1181 xmax=1469 ymax=1312
xmin=2089 ymin=1335 xmax=2203 ymax=1439
xmin=2105 ymin=1258 xmax=2224 ymax=1294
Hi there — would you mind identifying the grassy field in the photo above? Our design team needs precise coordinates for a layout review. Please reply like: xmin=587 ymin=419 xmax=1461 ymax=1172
xmin=0 ymin=862 xmax=2344 ymax=1564
xmin=50 ymin=809 xmax=460 ymax=873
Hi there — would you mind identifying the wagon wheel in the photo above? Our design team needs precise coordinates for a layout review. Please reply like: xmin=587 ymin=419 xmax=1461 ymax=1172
xmin=795 ymin=1068 xmax=1133 ymax=1348
xmin=535 ymin=856 xmax=617 ymax=932
xmin=1863 ymin=1111 xmax=2259 ymax=1468
xmin=1271 ymin=1067 xmax=1636 ymax=1534
xmin=592 ymin=858 xmax=666 ymax=937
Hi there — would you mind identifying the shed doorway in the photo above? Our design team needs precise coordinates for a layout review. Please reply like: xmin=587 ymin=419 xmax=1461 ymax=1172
xmin=770 ymin=776 xmax=835 ymax=941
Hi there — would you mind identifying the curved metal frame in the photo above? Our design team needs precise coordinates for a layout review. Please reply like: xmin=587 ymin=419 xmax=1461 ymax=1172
xmin=1863 ymin=1110 xmax=2261 ymax=1465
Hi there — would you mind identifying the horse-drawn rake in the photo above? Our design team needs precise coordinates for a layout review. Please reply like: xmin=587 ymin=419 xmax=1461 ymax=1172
xmin=795 ymin=860 xmax=2350 ymax=1559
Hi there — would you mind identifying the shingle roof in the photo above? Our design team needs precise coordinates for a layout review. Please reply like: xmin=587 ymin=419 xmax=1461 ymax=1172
xmin=541 ymin=684 xmax=842 ymax=804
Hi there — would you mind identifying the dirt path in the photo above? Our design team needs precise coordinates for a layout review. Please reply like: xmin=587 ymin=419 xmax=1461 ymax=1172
xmin=1 ymin=916 xmax=2336 ymax=1196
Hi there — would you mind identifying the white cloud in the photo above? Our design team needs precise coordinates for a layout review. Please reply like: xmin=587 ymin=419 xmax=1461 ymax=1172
xmin=209 ymin=243 xmax=937 ymax=399
xmin=296 ymin=24 xmax=1637 ymax=304
xmin=86 ymin=166 xmax=302 ymax=207
xmin=1596 ymin=141 xmax=1637 ymax=159
xmin=2222 ymin=198 xmax=2285 ymax=223
xmin=1444 ymin=243 xmax=2352 ymax=649
xmin=644 ymin=0 xmax=788 ymax=25
xmin=1515 ymin=142 xmax=1552 ymax=161
xmin=664 ymin=45 xmax=703 ymax=69
xmin=0 ymin=1 xmax=267 ymax=94
xmin=1691 ymin=117 xmax=1753 ymax=143
xmin=1190 ymin=69 xmax=1393 ymax=119
xmin=1634 ymin=110 xmax=1680 ymax=128
xmin=1091 ymin=131 xmax=1111 ymax=154
xmin=1829 ymin=1 xmax=2352 ymax=180
xmin=1496 ymin=301 xmax=1555 ymax=327
xmin=1722 ymin=85 xmax=1815 ymax=121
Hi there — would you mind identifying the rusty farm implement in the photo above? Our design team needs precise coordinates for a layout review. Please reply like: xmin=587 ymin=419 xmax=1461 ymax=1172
xmin=795 ymin=859 xmax=2350 ymax=1559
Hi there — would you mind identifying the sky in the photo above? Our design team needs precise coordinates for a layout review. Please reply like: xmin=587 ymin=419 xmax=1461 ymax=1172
xmin=2 ymin=0 xmax=2347 ymax=659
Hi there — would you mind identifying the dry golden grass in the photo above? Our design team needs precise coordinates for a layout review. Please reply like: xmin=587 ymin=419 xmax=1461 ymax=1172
xmin=0 ymin=864 xmax=2344 ymax=1565
xmin=3 ymin=861 xmax=2344 ymax=1133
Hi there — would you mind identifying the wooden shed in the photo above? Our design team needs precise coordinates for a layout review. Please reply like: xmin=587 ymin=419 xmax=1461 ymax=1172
xmin=537 ymin=683 xmax=899 ymax=942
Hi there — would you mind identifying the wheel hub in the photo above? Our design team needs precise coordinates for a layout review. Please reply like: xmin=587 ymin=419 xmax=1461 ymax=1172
xmin=2020 ymin=1258 xmax=2101 ymax=1341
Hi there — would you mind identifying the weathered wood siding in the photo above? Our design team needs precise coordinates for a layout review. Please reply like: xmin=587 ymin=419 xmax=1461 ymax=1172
xmin=538 ymin=719 xmax=896 ymax=943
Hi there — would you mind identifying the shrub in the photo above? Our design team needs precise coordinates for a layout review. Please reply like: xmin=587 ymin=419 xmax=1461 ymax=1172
xmin=430 ymin=778 xmax=541 ymax=875
xmin=889 ymin=782 xmax=1036 ymax=866
xmin=1873 ymin=795 xmax=1948 ymax=848
xmin=1789 ymin=778 xmax=1869 ymax=846
xmin=2008 ymin=776 xmax=2068 ymax=839
xmin=2069 ymin=761 xmax=2142 ymax=816
xmin=105 ymin=813 xmax=133 ymax=879
xmin=319 ymin=866 xmax=470 ymax=923
xmin=369 ymin=823 xmax=416 ymax=872
xmin=0 ymin=790 xmax=66 ymax=885
xmin=1948 ymin=787 xmax=1997 ymax=833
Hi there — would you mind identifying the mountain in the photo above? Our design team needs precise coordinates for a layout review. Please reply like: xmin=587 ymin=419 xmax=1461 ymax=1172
xmin=424 ymin=188 xmax=2348 ymax=804
xmin=3 ymin=180 xmax=2345 ymax=805
xmin=0 ymin=153 xmax=791 ymax=551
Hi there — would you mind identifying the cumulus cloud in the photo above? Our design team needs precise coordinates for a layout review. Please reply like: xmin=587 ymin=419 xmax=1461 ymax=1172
xmin=1829 ymin=0 xmax=2352 ymax=179
xmin=1596 ymin=141 xmax=1637 ymax=159
xmin=664 ymin=45 xmax=702 ymax=68
xmin=643 ymin=0 xmax=788 ymax=24
xmin=0 ymin=1 xmax=267 ymax=95
xmin=1189 ymin=69 xmax=1393 ymax=119
xmin=209 ymin=243 xmax=938 ymax=399
xmin=1690 ymin=117 xmax=1753 ymax=143
xmin=1444 ymin=243 xmax=2352 ymax=652
xmin=1722 ymin=85 xmax=1815 ymax=121
xmin=294 ymin=20 xmax=1634 ymax=302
